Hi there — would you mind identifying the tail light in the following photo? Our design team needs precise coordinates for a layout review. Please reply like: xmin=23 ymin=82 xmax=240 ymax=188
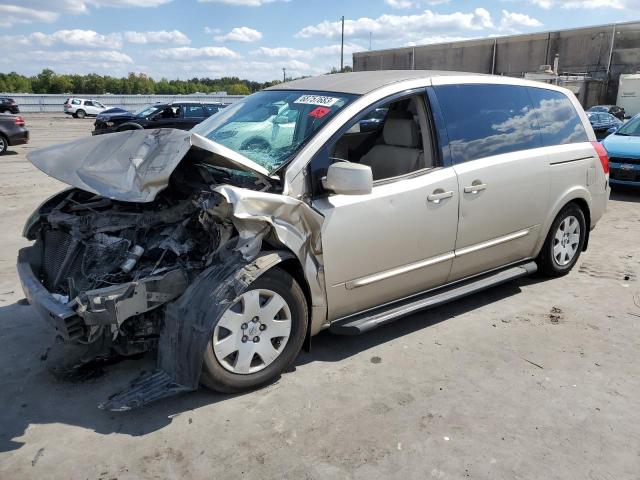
xmin=14 ymin=116 xmax=25 ymax=126
xmin=591 ymin=141 xmax=609 ymax=175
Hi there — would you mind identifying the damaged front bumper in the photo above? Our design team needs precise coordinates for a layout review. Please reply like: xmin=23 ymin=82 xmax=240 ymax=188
xmin=18 ymin=245 xmax=188 ymax=342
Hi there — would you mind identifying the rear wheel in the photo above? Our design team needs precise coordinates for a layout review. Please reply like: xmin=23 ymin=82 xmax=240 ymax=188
xmin=537 ymin=203 xmax=586 ymax=277
xmin=0 ymin=134 xmax=7 ymax=154
xmin=201 ymin=267 xmax=308 ymax=393
xmin=76 ymin=109 xmax=86 ymax=119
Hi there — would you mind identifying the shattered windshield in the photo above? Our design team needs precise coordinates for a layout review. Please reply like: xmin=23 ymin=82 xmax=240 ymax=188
xmin=191 ymin=90 xmax=356 ymax=173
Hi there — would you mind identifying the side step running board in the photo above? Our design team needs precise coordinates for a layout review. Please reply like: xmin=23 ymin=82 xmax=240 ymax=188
xmin=330 ymin=261 xmax=537 ymax=335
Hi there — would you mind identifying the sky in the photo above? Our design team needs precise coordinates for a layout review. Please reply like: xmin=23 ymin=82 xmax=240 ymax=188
xmin=0 ymin=0 xmax=638 ymax=82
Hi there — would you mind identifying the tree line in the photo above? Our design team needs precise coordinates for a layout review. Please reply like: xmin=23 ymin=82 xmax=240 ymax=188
xmin=0 ymin=69 xmax=283 ymax=96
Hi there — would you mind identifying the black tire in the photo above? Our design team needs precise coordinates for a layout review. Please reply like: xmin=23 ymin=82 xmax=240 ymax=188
xmin=0 ymin=134 xmax=7 ymax=154
xmin=76 ymin=109 xmax=86 ymax=119
xmin=117 ymin=123 xmax=144 ymax=132
xmin=536 ymin=203 xmax=586 ymax=277
xmin=201 ymin=267 xmax=308 ymax=393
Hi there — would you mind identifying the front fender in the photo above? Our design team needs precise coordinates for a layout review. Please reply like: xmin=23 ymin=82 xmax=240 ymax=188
xmin=100 ymin=249 xmax=294 ymax=411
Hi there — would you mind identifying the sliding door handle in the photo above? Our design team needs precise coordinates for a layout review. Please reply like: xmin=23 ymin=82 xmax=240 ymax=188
xmin=427 ymin=190 xmax=454 ymax=203
xmin=464 ymin=181 xmax=487 ymax=194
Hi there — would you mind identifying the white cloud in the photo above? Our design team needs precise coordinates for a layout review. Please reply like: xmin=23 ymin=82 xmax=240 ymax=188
xmin=204 ymin=27 xmax=222 ymax=34
xmin=0 ymin=5 xmax=59 ymax=27
xmin=385 ymin=0 xmax=417 ymax=8
xmin=197 ymin=0 xmax=287 ymax=5
xmin=153 ymin=46 xmax=238 ymax=60
xmin=499 ymin=10 xmax=542 ymax=33
xmin=0 ymin=1 xmax=172 ymax=27
xmin=124 ymin=30 xmax=190 ymax=45
xmin=0 ymin=30 xmax=123 ymax=49
xmin=385 ymin=0 xmax=451 ymax=7
xmin=214 ymin=26 xmax=263 ymax=42
xmin=296 ymin=8 xmax=494 ymax=41
xmin=28 ymin=49 xmax=133 ymax=64
xmin=250 ymin=43 xmax=365 ymax=59
xmin=525 ymin=0 xmax=636 ymax=8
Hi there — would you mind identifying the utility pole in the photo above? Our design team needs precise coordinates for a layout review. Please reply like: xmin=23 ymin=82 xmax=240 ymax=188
xmin=340 ymin=15 xmax=345 ymax=72
xmin=369 ymin=32 xmax=372 ymax=51
xmin=282 ymin=67 xmax=286 ymax=82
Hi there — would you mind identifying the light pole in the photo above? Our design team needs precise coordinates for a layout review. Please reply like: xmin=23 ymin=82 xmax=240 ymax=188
xmin=340 ymin=15 xmax=345 ymax=72
xmin=282 ymin=67 xmax=286 ymax=82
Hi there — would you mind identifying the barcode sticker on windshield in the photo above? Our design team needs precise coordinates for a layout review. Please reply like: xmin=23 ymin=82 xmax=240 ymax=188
xmin=294 ymin=95 xmax=339 ymax=107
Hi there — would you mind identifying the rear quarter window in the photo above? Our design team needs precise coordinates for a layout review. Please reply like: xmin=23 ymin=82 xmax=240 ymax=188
xmin=434 ymin=84 xmax=542 ymax=164
xmin=527 ymin=88 xmax=588 ymax=147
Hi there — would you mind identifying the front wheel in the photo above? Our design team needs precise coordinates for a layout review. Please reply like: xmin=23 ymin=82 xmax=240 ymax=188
xmin=536 ymin=203 xmax=586 ymax=277
xmin=201 ymin=267 xmax=308 ymax=393
xmin=0 ymin=134 xmax=7 ymax=154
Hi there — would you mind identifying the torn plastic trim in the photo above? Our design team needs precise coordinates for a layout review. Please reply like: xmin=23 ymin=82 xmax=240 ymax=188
xmin=26 ymin=128 xmax=276 ymax=203
xmin=76 ymin=269 xmax=188 ymax=327
xmin=100 ymin=250 xmax=294 ymax=411
xmin=211 ymin=185 xmax=328 ymax=335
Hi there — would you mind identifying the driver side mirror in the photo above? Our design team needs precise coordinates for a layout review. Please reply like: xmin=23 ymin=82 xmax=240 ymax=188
xmin=322 ymin=162 xmax=373 ymax=195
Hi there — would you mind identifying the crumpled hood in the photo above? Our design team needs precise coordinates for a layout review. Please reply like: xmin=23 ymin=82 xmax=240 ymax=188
xmin=27 ymin=128 xmax=272 ymax=203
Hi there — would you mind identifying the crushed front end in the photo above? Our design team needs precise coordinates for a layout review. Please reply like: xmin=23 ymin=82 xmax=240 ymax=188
xmin=18 ymin=184 xmax=231 ymax=355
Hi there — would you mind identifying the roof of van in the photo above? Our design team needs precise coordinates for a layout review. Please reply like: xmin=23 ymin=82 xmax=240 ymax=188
xmin=266 ymin=70 xmax=479 ymax=95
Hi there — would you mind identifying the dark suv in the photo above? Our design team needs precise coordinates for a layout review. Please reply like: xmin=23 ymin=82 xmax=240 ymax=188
xmin=0 ymin=114 xmax=28 ymax=154
xmin=92 ymin=102 xmax=228 ymax=135
xmin=0 ymin=97 xmax=20 ymax=114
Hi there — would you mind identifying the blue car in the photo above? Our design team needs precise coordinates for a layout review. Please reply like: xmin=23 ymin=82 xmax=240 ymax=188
xmin=601 ymin=114 xmax=640 ymax=187
xmin=586 ymin=111 xmax=622 ymax=140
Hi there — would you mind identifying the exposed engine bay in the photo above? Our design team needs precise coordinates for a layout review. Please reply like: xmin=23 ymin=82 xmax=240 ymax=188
xmin=24 ymin=159 xmax=269 ymax=353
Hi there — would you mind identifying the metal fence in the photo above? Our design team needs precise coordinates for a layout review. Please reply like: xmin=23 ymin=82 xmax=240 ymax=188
xmin=2 ymin=93 xmax=247 ymax=113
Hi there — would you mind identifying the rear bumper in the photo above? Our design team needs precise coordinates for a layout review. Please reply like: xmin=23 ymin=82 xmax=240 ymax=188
xmin=17 ymin=246 xmax=83 ymax=341
xmin=8 ymin=128 xmax=29 ymax=146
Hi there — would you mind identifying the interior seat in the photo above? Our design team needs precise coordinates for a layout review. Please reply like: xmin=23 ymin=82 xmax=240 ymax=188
xmin=360 ymin=119 xmax=424 ymax=180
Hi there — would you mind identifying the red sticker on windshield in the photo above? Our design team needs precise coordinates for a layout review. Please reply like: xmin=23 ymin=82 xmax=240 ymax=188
xmin=308 ymin=106 xmax=331 ymax=119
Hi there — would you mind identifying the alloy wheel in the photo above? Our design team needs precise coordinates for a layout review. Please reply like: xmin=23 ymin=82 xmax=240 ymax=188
xmin=553 ymin=215 xmax=581 ymax=266
xmin=213 ymin=289 xmax=292 ymax=375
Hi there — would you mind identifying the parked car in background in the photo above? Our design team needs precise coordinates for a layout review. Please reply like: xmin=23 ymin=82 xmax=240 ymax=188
xmin=358 ymin=107 xmax=389 ymax=132
xmin=586 ymin=111 xmax=622 ymax=139
xmin=0 ymin=97 xmax=20 ymax=114
xmin=63 ymin=98 xmax=107 ymax=118
xmin=0 ymin=113 xmax=28 ymax=154
xmin=19 ymin=71 xmax=609 ymax=410
xmin=587 ymin=105 xmax=626 ymax=120
xmin=92 ymin=101 xmax=228 ymax=135
xmin=602 ymin=114 xmax=640 ymax=187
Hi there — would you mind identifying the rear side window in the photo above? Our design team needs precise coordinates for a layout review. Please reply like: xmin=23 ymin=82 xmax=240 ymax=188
xmin=527 ymin=88 xmax=588 ymax=147
xmin=72 ymin=99 xmax=81 ymax=105
xmin=204 ymin=105 xmax=219 ymax=116
xmin=434 ymin=84 xmax=542 ymax=164
xmin=184 ymin=105 xmax=205 ymax=118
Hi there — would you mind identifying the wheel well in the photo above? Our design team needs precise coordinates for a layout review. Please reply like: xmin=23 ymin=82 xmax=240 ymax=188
xmin=277 ymin=258 xmax=313 ymax=351
xmin=568 ymin=198 xmax=591 ymax=251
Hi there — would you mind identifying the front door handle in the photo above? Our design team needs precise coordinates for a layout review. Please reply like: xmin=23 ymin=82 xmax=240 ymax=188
xmin=464 ymin=181 xmax=487 ymax=194
xmin=427 ymin=190 xmax=454 ymax=204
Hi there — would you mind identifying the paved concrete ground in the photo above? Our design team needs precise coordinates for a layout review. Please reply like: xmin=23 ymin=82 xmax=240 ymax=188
xmin=0 ymin=114 xmax=639 ymax=479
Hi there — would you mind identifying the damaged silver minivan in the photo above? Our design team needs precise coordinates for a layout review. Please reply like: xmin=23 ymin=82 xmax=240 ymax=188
xmin=18 ymin=71 xmax=609 ymax=410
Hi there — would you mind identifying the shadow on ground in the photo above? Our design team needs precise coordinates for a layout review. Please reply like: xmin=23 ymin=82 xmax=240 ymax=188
xmin=0 ymin=279 xmax=524 ymax=453
xmin=610 ymin=187 xmax=640 ymax=203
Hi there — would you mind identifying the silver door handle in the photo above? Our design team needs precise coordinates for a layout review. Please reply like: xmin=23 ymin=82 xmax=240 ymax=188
xmin=464 ymin=183 xmax=487 ymax=194
xmin=427 ymin=190 xmax=454 ymax=203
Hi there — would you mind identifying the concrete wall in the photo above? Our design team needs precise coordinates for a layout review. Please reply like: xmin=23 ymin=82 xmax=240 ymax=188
xmin=353 ymin=22 xmax=640 ymax=105
xmin=1 ymin=94 xmax=246 ymax=113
